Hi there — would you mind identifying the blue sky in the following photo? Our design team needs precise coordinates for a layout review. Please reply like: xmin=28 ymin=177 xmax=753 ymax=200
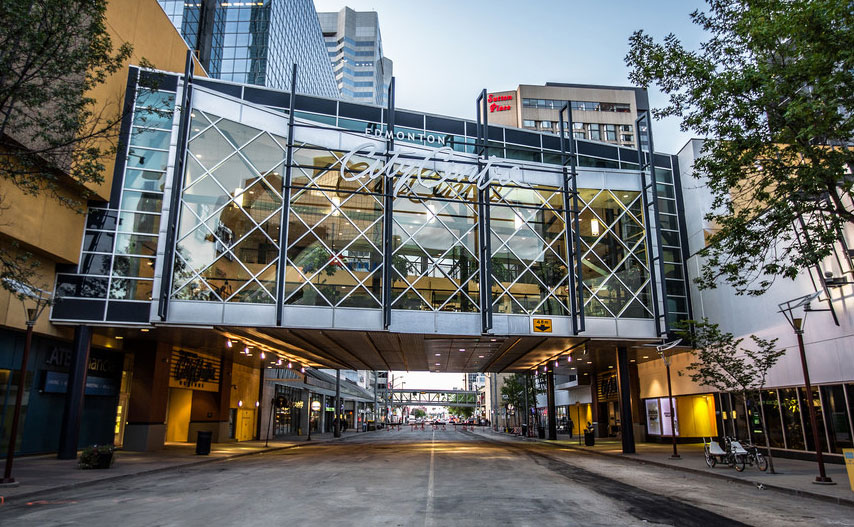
xmin=314 ymin=0 xmax=708 ymax=154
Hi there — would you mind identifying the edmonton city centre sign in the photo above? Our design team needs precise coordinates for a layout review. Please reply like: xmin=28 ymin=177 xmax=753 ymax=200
xmin=340 ymin=142 xmax=527 ymax=197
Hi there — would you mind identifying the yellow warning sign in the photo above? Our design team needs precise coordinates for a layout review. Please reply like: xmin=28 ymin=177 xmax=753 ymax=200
xmin=844 ymin=448 xmax=854 ymax=492
xmin=533 ymin=318 xmax=552 ymax=333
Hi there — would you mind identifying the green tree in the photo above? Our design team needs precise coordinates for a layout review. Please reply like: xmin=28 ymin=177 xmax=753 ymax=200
xmin=501 ymin=374 xmax=536 ymax=427
xmin=626 ymin=0 xmax=854 ymax=295
xmin=447 ymin=393 xmax=475 ymax=419
xmin=0 ymin=1 xmax=162 ymax=295
xmin=675 ymin=318 xmax=785 ymax=473
xmin=411 ymin=408 xmax=426 ymax=419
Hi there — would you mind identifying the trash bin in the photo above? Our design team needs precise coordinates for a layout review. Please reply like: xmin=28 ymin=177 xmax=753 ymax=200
xmin=196 ymin=430 xmax=213 ymax=455
xmin=537 ymin=426 xmax=545 ymax=439
xmin=521 ymin=424 xmax=528 ymax=437
xmin=584 ymin=430 xmax=595 ymax=446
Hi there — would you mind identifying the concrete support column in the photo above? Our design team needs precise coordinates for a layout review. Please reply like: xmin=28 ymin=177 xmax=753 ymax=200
xmin=123 ymin=341 xmax=171 ymax=451
xmin=334 ymin=370 xmax=341 ymax=438
xmin=546 ymin=368 xmax=557 ymax=440
xmin=590 ymin=374 xmax=600 ymax=436
xmin=57 ymin=325 xmax=92 ymax=459
xmin=616 ymin=346 xmax=635 ymax=454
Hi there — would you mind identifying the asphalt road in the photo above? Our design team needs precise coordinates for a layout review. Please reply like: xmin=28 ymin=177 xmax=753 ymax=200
xmin=1 ymin=429 xmax=851 ymax=526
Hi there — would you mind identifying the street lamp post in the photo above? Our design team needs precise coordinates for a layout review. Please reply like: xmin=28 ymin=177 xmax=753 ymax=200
xmin=778 ymin=291 xmax=834 ymax=485
xmin=657 ymin=339 xmax=683 ymax=460
xmin=1 ymin=280 xmax=52 ymax=486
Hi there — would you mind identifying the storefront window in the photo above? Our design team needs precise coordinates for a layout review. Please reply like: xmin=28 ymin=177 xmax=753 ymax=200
xmin=578 ymin=189 xmax=651 ymax=318
xmin=760 ymin=390 xmax=785 ymax=448
xmin=821 ymin=385 xmax=852 ymax=453
xmin=800 ymin=387 xmax=829 ymax=453
xmin=779 ymin=388 xmax=805 ymax=450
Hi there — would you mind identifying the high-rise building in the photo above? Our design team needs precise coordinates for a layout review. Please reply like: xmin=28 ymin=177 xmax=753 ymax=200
xmin=157 ymin=0 xmax=338 ymax=97
xmin=318 ymin=7 xmax=392 ymax=106
xmin=487 ymin=83 xmax=649 ymax=149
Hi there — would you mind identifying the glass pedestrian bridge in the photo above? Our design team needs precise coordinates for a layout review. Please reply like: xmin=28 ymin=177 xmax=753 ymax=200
xmin=50 ymin=64 xmax=690 ymax=372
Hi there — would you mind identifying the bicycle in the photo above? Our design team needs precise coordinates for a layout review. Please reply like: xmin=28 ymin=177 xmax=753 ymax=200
xmin=703 ymin=436 xmax=746 ymax=472
xmin=741 ymin=442 xmax=768 ymax=471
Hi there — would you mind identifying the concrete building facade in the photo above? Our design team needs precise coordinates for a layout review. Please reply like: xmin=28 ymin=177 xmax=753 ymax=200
xmin=487 ymin=83 xmax=649 ymax=149
xmin=318 ymin=7 xmax=393 ymax=106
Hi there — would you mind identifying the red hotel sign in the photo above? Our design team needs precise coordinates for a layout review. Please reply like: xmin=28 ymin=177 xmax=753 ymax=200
xmin=488 ymin=93 xmax=512 ymax=112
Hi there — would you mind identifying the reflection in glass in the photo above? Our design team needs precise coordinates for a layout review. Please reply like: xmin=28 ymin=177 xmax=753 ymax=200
xmin=800 ymin=387 xmax=829 ymax=453
xmin=578 ymin=189 xmax=651 ymax=318
xmin=285 ymin=143 xmax=383 ymax=308
xmin=171 ymin=111 xmax=284 ymax=303
xmin=820 ymin=385 xmax=852 ymax=453
xmin=779 ymin=388 xmax=805 ymax=450
xmin=490 ymin=185 xmax=568 ymax=315
xmin=760 ymin=390 xmax=785 ymax=448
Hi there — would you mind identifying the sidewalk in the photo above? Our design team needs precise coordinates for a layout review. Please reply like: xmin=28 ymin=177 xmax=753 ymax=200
xmin=476 ymin=428 xmax=854 ymax=507
xmin=0 ymin=431 xmax=370 ymax=503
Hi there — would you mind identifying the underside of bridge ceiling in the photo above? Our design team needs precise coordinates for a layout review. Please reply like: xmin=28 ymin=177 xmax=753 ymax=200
xmin=217 ymin=327 xmax=654 ymax=373
xmin=94 ymin=325 xmax=662 ymax=373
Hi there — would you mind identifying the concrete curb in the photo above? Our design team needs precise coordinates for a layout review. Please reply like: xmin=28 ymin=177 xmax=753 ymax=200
xmin=477 ymin=430 xmax=854 ymax=509
xmin=0 ymin=430 xmax=379 ymax=505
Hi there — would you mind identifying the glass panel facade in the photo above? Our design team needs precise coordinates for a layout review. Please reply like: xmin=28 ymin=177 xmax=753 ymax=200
xmin=172 ymin=111 xmax=285 ymax=304
xmin=821 ymin=384 xmax=853 ymax=453
xmin=578 ymin=189 xmax=652 ymax=318
xmin=760 ymin=390 xmax=786 ymax=448
xmin=285 ymin=144 xmax=384 ymax=308
xmin=490 ymin=185 xmax=569 ymax=315
xmin=779 ymin=387 xmax=805 ymax=450
xmin=391 ymin=173 xmax=478 ymax=312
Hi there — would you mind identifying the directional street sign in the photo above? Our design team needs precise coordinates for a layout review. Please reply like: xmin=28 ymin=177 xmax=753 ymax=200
xmin=533 ymin=318 xmax=552 ymax=333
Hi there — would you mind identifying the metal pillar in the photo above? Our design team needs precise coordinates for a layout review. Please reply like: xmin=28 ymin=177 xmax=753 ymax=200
xmin=334 ymin=370 xmax=341 ymax=438
xmin=57 ymin=326 xmax=92 ymax=459
xmin=158 ymin=51 xmax=195 ymax=320
xmin=796 ymin=331 xmax=833 ymax=483
xmin=523 ymin=373 xmax=530 ymax=437
xmin=616 ymin=346 xmax=636 ymax=454
xmin=546 ymin=369 xmax=557 ymax=440
xmin=1 ymin=317 xmax=35 ymax=483
xmin=276 ymin=63 xmax=298 ymax=325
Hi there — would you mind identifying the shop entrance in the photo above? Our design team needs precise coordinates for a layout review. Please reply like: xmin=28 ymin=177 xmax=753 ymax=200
xmin=166 ymin=387 xmax=192 ymax=442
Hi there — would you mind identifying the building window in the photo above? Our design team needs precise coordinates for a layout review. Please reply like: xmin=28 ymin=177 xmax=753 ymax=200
xmin=540 ymin=121 xmax=552 ymax=129
xmin=621 ymin=134 xmax=634 ymax=143
xmin=588 ymin=124 xmax=600 ymax=141
xmin=522 ymin=120 xmax=536 ymax=128
xmin=605 ymin=124 xmax=617 ymax=141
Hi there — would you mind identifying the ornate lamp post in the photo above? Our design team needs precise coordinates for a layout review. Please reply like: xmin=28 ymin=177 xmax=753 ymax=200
xmin=1 ymin=279 xmax=52 ymax=486
xmin=778 ymin=291 xmax=835 ymax=485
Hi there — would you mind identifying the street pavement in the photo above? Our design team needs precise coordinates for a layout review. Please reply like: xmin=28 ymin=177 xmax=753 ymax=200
xmin=0 ymin=428 xmax=852 ymax=526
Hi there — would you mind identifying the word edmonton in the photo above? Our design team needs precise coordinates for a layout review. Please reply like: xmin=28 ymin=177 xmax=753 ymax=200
xmin=364 ymin=126 xmax=447 ymax=145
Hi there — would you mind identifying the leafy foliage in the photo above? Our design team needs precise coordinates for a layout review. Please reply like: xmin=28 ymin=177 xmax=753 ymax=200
xmin=674 ymin=318 xmax=785 ymax=472
xmin=674 ymin=318 xmax=784 ymax=393
xmin=411 ymin=408 xmax=427 ymax=419
xmin=447 ymin=393 xmax=474 ymax=418
xmin=626 ymin=0 xmax=854 ymax=295
xmin=0 ymin=0 xmax=140 ymax=296
xmin=500 ymin=373 xmax=535 ymax=412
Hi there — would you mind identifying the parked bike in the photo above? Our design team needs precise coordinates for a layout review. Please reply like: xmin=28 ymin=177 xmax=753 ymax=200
xmin=739 ymin=441 xmax=768 ymax=471
xmin=703 ymin=436 xmax=746 ymax=472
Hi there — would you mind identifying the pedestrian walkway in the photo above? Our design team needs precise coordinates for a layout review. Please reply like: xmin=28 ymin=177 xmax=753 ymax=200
xmin=0 ymin=431 xmax=366 ymax=503
xmin=475 ymin=428 xmax=854 ymax=507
